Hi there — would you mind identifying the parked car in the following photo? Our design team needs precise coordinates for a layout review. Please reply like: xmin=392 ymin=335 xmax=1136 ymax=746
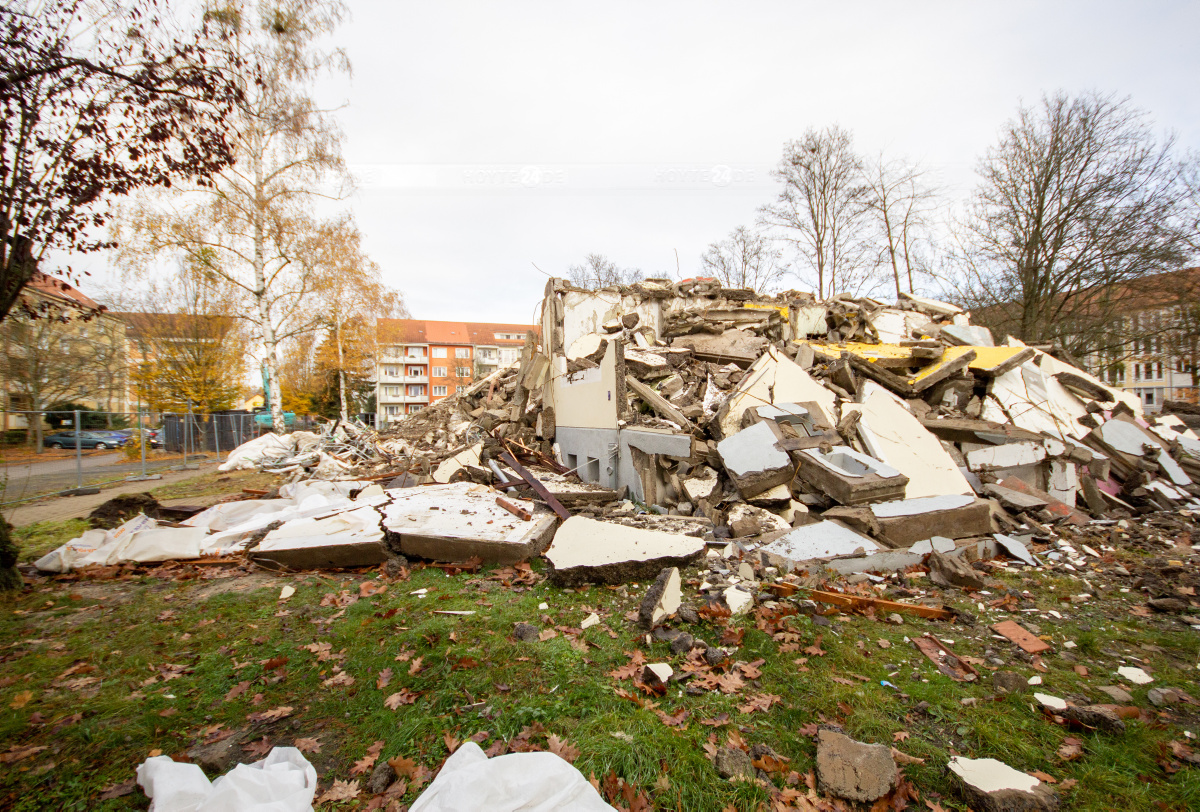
xmin=44 ymin=430 xmax=129 ymax=450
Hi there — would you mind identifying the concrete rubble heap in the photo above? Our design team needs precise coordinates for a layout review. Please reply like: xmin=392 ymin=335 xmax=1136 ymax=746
xmin=38 ymin=275 xmax=1200 ymax=587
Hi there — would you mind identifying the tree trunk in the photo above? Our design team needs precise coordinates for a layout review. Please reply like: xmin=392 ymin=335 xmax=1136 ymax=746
xmin=0 ymin=516 xmax=21 ymax=592
xmin=336 ymin=310 xmax=348 ymax=423
xmin=251 ymin=129 xmax=286 ymax=434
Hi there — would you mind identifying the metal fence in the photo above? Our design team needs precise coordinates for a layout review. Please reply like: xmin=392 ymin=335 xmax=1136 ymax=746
xmin=0 ymin=409 xmax=302 ymax=509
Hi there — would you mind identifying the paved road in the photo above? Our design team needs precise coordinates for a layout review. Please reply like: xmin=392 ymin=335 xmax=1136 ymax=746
xmin=2 ymin=464 xmax=221 ymax=527
xmin=2 ymin=452 xmax=215 ymax=504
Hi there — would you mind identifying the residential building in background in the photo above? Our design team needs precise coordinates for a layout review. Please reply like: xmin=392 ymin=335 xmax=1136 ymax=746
xmin=1 ymin=273 xmax=127 ymax=436
xmin=1081 ymin=268 xmax=1200 ymax=413
xmin=374 ymin=319 xmax=537 ymax=425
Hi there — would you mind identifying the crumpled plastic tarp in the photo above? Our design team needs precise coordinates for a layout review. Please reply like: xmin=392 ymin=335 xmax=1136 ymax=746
xmin=136 ymin=746 xmax=317 ymax=812
xmin=408 ymin=741 xmax=615 ymax=812
xmin=217 ymin=433 xmax=302 ymax=472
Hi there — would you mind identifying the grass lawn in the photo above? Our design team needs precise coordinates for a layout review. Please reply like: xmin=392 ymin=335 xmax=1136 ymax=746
xmin=1 ymin=528 xmax=1199 ymax=809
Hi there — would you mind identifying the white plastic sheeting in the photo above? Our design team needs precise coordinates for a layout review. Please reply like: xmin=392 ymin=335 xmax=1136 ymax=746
xmin=409 ymin=742 xmax=615 ymax=812
xmin=136 ymin=747 xmax=317 ymax=812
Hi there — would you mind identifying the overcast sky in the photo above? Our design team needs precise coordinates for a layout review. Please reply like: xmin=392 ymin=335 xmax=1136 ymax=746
xmin=94 ymin=0 xmax=1200 ymax=325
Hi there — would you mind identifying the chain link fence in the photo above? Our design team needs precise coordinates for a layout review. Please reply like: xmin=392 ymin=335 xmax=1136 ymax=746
xmin=0 ymin=409 xmax=309 ymax=509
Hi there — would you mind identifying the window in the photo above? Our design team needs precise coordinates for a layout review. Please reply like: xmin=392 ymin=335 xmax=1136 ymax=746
xmin=386 ymin=405 xmax=399 ymax=415
xmin=408 ymin=405 xmax=423 ymax=414
xmin=1145 ymin=389 xmax=1156 ymax=406
xmin=456 ymin=367 xmax=471 ymax=378
xmin=455 ymin=347 xmax=470 ymax=358
xmin=407 ymin=385 xmax=425 ymax=396
xmin=1134 ymin=363 xmax=1142 ymax=381
xmin=432 ymin=366 xmax=446 ymax=377
xmin=407 ymin=366 xmax=423 ymax=376
xmin=432 ymin=347 xmax=447 ymax=358
xmin=385 ymin=386 xmax=400 ymax=397
xmin=456 ymin=386 xmax=466 ymax=394
xmin=384 ymin=366 xmax=400 ymax=378
xmin=406 ymin=347 xmax=425 ymax=358
xmin=1157 ymin=362 xmax=1164 ymax=380
xmin=1179 ymin=358 xmax=1187 ymax=373
xmin=432 ymin=385 xmax=447 ymax=396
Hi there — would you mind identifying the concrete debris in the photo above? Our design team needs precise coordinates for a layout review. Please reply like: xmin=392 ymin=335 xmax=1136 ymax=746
xmin=638 ymin=567 xmax=682 ymax=628
xmin=948 ymin=756 xmax=1059 ymax=812
xmin=713 ymin=746 xmax=756 ymax=782
xmin=815 ymin=728 xmax=897 ymax=802
xmin=543 ymin=516 xmax=705 ymax=586
xmin=927 ymin=550 xmax=986 ymax=590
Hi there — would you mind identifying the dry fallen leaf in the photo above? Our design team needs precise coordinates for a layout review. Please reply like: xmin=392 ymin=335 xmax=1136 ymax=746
xmin=317 ymin=779 xmax=360 ymax=803
xmin=376 ymin=668 xmax=393 ymax=690
xmin=322 ymin=671 xmax=355 ymax=688
xmin=893 ymin=730 xmax=910 ymax=743
xmin=384 ymin=689 xmax=419 ymax=709
xmin=9 ymin=690 xmax=33 ymax=709
xmin=242 ymin=737 xmax=272 ymax=759
xmin=224 ymin=681 xmax=250 ymax=702
xmin=0 ymin=744 xmax=46 ymax=764
xmin=547 ymin=734 xmax=581 ymax=764
xmin=1058 ymin=736 xmax=1084 ymax=761
xmin=1029 ymin=770 xmax=1057 ymax=784
xmin=246 ymin=705 xmax=293 ymax=723
xmin=293 ymin=737 xmax=321 ymax=754
xmin=408 ymin=656 xmax=424 ymax=676
xmin=388 ymin=755 xmax=419 ymax=779
xmin=97 ymin=778 xmax=137 ymax=800
xmin=351 ymin=740 xmax=385 ymax=775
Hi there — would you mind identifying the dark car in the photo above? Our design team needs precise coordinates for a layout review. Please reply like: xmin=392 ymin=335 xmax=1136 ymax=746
xmin=44 ymin=430 xmax=127 ymax=450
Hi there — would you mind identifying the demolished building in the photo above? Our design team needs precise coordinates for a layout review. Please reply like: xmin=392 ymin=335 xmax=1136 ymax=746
xmin=35 ymin=276 xmax=1200 ymax=598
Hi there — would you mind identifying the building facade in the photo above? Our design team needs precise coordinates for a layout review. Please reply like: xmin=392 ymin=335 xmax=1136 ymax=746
xmin=1083 ymin=268 xmax=1200 ymax=413
xmin=374 ymin=320 xmax=536 ymax=425
xmin=1 ymin=273 xmax=128 ymax=433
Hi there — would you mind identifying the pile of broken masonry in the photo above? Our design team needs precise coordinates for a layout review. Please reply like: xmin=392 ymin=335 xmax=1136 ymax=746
xmin=31 ymin=277 xmax=1200 ymax=807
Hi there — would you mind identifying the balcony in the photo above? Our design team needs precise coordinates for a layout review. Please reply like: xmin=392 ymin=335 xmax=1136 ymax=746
xmin=378 ymin=393 xmax=429 ymax=405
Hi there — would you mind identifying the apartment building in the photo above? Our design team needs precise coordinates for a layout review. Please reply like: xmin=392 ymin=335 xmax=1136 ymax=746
xmin=374 ymin=319 xmax=537 ymax=425
xmin=1084 ymin=268 xmax=1200 ymax=413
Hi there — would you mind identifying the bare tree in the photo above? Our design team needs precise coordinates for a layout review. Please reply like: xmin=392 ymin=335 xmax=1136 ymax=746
xmin=954 ymin=91 xmax=1188 ymax=357
xmin=116 ymin=0 xmax=349 ymax=432
xmin=1179 ymin=151 xmax=1200 ymax=259
xmin=566 ymin=253 xmax=644 ymax=288
xmin=759 ymin=125 xmax=875 ymax=298
xmin=0 ymin=0 xmax=239 ymax=323
xmin=863 ymin=154 xmax=939 ymax=296
xmin=699 ymin=226 xmax=789 ymax=293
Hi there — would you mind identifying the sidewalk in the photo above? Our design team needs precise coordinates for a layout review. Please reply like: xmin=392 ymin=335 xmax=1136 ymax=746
xmin=2 ymin=466 xmax=215 ymax=527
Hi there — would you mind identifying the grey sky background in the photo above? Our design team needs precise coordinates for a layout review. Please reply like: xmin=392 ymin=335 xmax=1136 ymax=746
xmin=95 ymin=0 xmax=1200 ymax=324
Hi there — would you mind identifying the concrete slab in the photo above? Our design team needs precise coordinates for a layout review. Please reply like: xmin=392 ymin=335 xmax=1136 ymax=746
xmin=796 ymin=446 xmax=908 ymax=506
xmin=381 ymin=484 xmax=557 ymax=565
xmin=253 ymin=505 xmax=388 ymax=570
xmin=966 ymin=442 xmax=1047 ymax=472
xmin=758 ymin=520 xmax=881 ymax=569
xmin=1097 ymin=419 xmax=1192 ymax=486
xmin=845 ymin=382 xmax=974 ymax=499
xmin=868 ymin=494 xmax=992 ymax=546
xmin=544 ymin=515 xmax=706 ymax=586
xmin=717 ymin=421 xmax=794 ymax=498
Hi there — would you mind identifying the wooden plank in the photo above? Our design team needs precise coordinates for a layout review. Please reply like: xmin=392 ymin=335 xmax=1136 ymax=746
xmin=991 ymin=619 xmax=1052 ymax=654
xmin=807 ymin=589 xmax=951 ymax=620
xmin=499 ymin=450 xmax=572 ymax=521
xmin=624 ymin=375 xmax=695 ymax=431
xmin=495 ymin=496 xmax=532 ymax=521
xmin=913 ymin=633 xmax=979 ymax=682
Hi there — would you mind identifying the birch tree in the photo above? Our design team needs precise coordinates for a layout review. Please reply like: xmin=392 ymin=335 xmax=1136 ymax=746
xmin=305 ymin=216 xmax=408 ymax=422
xmin=117 ymin=0 xmax=349 ymax=431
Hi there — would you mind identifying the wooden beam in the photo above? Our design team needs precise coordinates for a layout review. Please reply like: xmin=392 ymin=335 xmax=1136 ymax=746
xmin=499 ymin=450 xmax=572 ymax=521
xmin=806 ymin=589 xmax=952 ymax=620
xmin=624 ymin=375 xmax=695 ymax=431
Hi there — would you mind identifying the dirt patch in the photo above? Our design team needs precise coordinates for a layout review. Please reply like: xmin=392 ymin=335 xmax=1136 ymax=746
xmin=88 ymin=493 xmax=163 ymax=529
xmin=189 ymin=571 xmax=282 ymax=601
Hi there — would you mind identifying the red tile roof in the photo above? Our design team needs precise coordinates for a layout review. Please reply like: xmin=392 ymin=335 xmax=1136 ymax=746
xmin=25 ymin=272 xmax=103 ymax=311
xmin=378 ymin=319 xmax=538 ymax=346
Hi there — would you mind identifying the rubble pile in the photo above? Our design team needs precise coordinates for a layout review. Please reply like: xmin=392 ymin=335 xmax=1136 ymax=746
xmin=37 ymin=276 xmax=1200 ymax=588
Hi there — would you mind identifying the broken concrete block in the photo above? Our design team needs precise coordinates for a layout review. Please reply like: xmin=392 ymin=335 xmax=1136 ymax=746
xmin=726 ymin=503 xmax=790 ymax=538
xmin=994 ymin=533 xmax=1037 ymax=566
xmin=948 ymin=756 xmax=1058 ymax=812
xmin=1117 ymin=666 xmax=1153 ymax=685
xmin=1096 ymin=685 xmax=1133 ymax=703
xmin=928 ymin=551 xmax=986 ymax=590
xmin=643 ymin=663 xmax=673 ymax=685
xmin=681 ymin=467 xmax=720 ymax=503
xmin=719 ymin=346 xmax=838 ymax=438
xmin=713 ymin=747 xmax=756 ymax=782
xmin=845 ymin=382 xmax=974 ymax=499
xmin=747 ymin=483 xmax=792 ymax=508
xmin=717 ymin=420 xmax=794 ymax=498
xmin=433 ymin=443 xmax=483 ymax=484
xmin=252 ymin=505 xmax=388 ymax=570
xmin=1033 ymin=692 xmax=1067 ymax=711
xmin=544 ymin=516 xmax=705 ymax=586
xmin=816 ymin=729 xmax=897 ymax=803
xmin=580 ymin=613 xmax=600 ymax=629
xmin=638 ymin=567 xmax=682 ymax=628
xmin=992 ymin=671 xmax=1028 ymax=694
xmin=868 ymin=495 xmax=992 ymax=546
xmin=965 ymin=441 xmax=1047 ymax=472
xmin=758 ymin=520 xmax=881 ymax=569
xmin=513 ymin=622 xmax=539 ymax=642
xmin=1062 ymin=705 xmax=1125 ymax=734
xmin=795 ymin=446 xmax=909 ymax=506
xmin=983 ymin=483 xmax=1048 ymax=512
xmin=723 ymin=585 xmax=753 ymax=615
xmin=381 ymin=484 xmax=557 ymax=565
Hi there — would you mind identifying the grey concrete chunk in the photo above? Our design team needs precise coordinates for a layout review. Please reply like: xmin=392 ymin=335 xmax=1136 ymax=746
xmin=949 ymin=756 xmax=1059 ymax=811
xmin=816 ymin=729 xmax=897 ymax=802
xmin=545 ymin=516 xmax=705 ymax=586
xmin=717 ymin=421 xmax=793 ymax=498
